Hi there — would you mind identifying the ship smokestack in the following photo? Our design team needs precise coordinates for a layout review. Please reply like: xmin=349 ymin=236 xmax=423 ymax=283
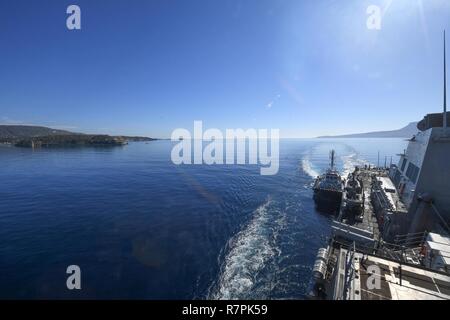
xmin=444 ymin=30 xmax=447 ymax=133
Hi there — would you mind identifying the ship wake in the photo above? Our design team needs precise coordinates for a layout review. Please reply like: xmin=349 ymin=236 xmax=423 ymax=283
xmin=341 ymin=152 xmax=369 ymax=177
xmin=209 ymin=197 xmax=286 ymax=299
xmin=301 ymin=157 xmax=320 ymax=179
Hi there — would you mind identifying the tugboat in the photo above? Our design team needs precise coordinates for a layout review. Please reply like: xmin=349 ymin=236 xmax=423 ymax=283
xmin=313 ymin=150 xmax=344 ymax=213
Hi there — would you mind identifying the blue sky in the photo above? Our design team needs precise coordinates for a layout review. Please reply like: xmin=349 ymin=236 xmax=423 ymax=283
xmin=0 ymin=0 xmax=449 ymax=138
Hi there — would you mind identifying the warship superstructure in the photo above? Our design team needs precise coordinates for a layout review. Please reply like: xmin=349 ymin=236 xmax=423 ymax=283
xmin=342 ymin=169 xmax=364 ymax=218
xmin=313 ymin=150 xmax=344 ymax=213
xmin=309 ymin=32 xmax=450 ymax=300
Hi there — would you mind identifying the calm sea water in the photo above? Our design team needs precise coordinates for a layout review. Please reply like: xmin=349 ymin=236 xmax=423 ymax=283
xmin=0 ymin=138 xmax=407 ymax=299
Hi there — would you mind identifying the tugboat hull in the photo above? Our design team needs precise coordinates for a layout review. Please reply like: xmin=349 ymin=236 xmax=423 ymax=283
xmin=313 ymin=189 xmax=342 ymax=213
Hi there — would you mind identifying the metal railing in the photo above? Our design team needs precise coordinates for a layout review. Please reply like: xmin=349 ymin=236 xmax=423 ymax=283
xmin=343 ymin=242 xmax=356 ymax=300
xmin=331 ymin=232 xmax=427 ymax=268
xmin=393 ymin=231 xmax=427 ymax=249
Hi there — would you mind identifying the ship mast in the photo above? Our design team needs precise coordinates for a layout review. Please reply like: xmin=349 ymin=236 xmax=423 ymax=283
xmin=330 ymin=150 xmax=335 ymax=170
xmin=444 ymin=30 xmax=447 ymax=134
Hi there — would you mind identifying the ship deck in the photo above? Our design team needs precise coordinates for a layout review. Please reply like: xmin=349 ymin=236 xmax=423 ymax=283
xmin=333 ymin=248 xmax=450 ymax=300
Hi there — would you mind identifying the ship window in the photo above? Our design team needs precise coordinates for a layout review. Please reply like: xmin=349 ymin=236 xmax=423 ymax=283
xmin=405 ymin=163 xmax=420 ymax=183
xmin=401 ymin=158 xmax=407 ymax=171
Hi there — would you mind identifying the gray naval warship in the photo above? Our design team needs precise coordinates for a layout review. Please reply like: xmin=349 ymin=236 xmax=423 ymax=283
xmin=309 ymin=32 xmax=450 ymax=300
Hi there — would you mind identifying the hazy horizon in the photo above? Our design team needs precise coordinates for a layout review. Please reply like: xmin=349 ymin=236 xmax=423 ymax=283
xmin=0 ymin=120 xmax=418 ymax=139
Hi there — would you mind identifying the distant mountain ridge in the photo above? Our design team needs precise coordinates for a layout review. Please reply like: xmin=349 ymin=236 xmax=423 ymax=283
xmin=317 ymin=122 xmax=418 ymax=138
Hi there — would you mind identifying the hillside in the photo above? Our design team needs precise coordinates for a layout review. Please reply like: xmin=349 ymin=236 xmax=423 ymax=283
xmin=0 ymin=125 xmax=74 ymax=139
xmin=0 ymin=125 xmax=155 ymax=146
xmin=317 ymin=122 xmax=418 ymax=138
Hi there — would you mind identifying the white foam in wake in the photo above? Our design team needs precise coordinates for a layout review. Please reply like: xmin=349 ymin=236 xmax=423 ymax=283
xmin=211 ymin=198 xmax=283 ymax=300
xmin=341 ymin=153 xmax=369 ymax=177
xmin=301 ymin=158 xmax=319 ymax=179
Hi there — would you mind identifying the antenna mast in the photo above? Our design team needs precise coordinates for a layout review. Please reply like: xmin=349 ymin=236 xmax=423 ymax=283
xmin=330 ymin=150 xmax=335 ymax=170
xmin=444 ymin=30 xmax=447 ymax=133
